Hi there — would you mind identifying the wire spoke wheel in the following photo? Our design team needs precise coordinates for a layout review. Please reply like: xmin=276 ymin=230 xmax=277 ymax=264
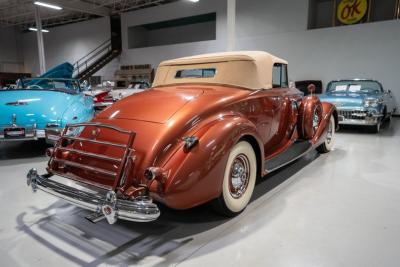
xmin=229 ymin=154 xmax=250 ymax=199
xmin=214 ymin=141 xmax=257 ymax=216
xmin=312 ymin=108 xmax=321 ymax=135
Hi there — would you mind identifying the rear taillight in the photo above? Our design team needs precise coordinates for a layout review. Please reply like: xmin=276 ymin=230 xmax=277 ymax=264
xmin=94 ymin=91 xmax=112 ymax=103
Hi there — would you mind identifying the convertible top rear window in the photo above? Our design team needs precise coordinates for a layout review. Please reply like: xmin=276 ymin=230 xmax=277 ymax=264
xmin=175 ymin=68 xmax=216 ymax=79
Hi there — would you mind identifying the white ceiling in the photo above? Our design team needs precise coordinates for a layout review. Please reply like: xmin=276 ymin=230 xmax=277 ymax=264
xmin=0 ymin=0 xmax=178 ymax=30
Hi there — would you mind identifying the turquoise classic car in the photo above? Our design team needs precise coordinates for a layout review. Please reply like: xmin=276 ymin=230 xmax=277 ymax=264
xmin=319 ymin=79 xmax=396 ymax=133
xmin=0 ymin=78 xmax=94 ymax=143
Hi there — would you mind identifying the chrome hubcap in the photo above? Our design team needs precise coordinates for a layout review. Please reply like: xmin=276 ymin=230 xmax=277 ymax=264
xmin=312 ymin=109 xmax=320 ymax=134
xmin=229 ymin=154 xmax=250 ymax=199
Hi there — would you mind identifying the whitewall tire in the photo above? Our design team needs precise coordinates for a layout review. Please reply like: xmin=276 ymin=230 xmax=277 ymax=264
xmin=317 ymin=115 xmax=335 ymax=153
xmin=370 ymin=120 xmax=381 ymax=133
xmin=213 ymin=141 xmax=257 ymax=216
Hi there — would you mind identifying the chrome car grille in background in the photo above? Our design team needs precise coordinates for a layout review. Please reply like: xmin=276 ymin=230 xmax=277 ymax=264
xmin=338 ymin=110 xmax=367 ymax=120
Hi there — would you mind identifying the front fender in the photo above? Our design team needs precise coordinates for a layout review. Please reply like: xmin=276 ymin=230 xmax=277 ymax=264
xmin=152 ymin=115 xmax=263 ymax=210
xmin=312 ymin=102 xmax=337 ymax=146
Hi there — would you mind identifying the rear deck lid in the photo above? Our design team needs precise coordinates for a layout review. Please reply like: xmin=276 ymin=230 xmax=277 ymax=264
xmin=97 ymin=87 xmax=204 ymax=123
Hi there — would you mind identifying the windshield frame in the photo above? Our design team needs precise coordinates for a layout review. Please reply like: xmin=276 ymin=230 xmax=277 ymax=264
xmin=14 ymin=78 xmax=81 ymax=94
xmin=327 ymin=80 xmax=383 ymax=94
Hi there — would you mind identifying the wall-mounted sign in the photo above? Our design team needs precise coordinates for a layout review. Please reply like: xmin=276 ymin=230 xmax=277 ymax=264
xmin=337 ymin=0 xmax=368 ymax=25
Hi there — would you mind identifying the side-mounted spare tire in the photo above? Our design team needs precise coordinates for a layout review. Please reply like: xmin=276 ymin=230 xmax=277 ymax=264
xmin=297 ymin=96 xmax=323 ymax=140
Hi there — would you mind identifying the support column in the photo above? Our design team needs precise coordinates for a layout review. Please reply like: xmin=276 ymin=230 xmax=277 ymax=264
xmin=34 ymin=6 xmax=46 ymax=75
xmin=227 ymin=0 xmax=236 ymax=51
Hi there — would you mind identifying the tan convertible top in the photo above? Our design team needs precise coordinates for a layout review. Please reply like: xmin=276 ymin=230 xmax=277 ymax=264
xmin=153 ymin=51 xmax=288 ymax=90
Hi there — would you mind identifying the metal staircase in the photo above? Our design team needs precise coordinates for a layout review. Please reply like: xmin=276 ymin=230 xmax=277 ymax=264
xmin=73 ymin=38 xmax=121 ymax=81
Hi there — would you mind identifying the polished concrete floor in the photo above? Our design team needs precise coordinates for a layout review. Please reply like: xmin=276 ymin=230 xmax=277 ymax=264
xmin=1 ymin=119 xmax=400 ymax=267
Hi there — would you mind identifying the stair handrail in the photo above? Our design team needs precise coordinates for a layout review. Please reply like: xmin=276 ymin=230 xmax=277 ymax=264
xmin=73 ymin=38 xmax=112 ymax=77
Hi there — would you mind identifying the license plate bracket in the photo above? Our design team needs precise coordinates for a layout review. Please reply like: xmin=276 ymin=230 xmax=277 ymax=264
xmin=4 ymin=128 xmax=26 ymax=138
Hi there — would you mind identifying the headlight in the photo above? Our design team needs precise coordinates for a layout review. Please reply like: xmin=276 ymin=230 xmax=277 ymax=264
xmin=364 ymin=98 xmax=383 ymax=108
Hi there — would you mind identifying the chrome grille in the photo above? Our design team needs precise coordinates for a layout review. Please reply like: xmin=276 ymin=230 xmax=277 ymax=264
xmin=338 ymin=110 xmax=367 ymax=120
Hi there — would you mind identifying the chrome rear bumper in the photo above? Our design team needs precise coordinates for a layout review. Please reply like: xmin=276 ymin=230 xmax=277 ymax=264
xmin=0 ymin=124 xmax=45 ymax=141
xmin=26 ymin=169 xmax=160 ymax=224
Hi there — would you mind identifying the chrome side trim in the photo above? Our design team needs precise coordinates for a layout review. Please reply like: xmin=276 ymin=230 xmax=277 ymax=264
xmin=26 ymin=169 xmax=160 ymax=223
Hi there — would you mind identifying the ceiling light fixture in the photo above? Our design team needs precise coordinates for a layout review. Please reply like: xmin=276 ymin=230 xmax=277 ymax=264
xmin=29 ymin=27 xmax=50 ymax=33
xmin=34 ymin=1 xmax=63 ymax=10
xmin=188 ymin=0 xmax=200 ymax=2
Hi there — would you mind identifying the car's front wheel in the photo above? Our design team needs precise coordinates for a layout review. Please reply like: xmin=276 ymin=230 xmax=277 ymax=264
xmin=213 ymin=141 xmax=257 ymax=217
xmin=370 ymin=120 xmax=381 ymax=133
xmin=317 ymin=115 xmax=335 ymax=153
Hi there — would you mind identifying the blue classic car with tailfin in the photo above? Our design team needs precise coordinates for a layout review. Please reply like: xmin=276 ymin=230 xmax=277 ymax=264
xmin=319 ymin=79 xmax=396 ymax=133
xmin=0 ymin=77 xmax=94 ymax=143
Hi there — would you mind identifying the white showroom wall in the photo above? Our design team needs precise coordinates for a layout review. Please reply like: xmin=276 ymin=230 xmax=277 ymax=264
xmin=234 ymin=0 xmax=400 ymax=111
xmin=100 ymin=0 xmax=400 ymax=111
xmin=96 ymin=0 xmax=227 ymax=80
xmin=0 ymin=27 xmax=24 ymax=73
xmin=21 ymin=17 xmax=110 ymax=76
xmin=17 ymin=0 xmax=399 ymax=111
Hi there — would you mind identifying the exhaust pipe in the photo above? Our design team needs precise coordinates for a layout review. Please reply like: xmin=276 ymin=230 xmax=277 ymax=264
xmin=85 ymin=212 xmax=106 ymax=223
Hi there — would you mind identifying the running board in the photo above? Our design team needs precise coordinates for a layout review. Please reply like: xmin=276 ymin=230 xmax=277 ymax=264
xmin=264 ymin=141 xmax=312 ymax=172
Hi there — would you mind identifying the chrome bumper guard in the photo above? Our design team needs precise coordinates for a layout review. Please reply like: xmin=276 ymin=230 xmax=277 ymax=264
xmin=26 ymin=169 xmax=160 ymax=224
xmin=45 ymin=127 xmax=62 ymax=144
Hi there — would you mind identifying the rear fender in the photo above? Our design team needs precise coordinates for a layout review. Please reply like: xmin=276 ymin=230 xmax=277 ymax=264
xmin=153 ymin=115 xmax=263 ymax=210
xmin=61 ymin=99 xmax=94 ymax=125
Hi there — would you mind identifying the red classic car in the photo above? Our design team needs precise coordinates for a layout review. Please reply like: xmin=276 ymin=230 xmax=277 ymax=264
xmin=27 ymin=51 xmax=337 ymax=224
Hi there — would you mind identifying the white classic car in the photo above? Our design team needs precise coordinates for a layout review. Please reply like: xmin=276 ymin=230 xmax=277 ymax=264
xmin=87 ymin=81 xmax=150 ymax=110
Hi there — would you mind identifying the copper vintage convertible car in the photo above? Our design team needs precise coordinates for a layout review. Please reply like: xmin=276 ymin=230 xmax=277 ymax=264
xmin=27 ymin=52 xmax=337 ymax=224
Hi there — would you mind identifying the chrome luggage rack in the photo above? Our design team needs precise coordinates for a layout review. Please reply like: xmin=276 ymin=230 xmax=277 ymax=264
xmin=27 ymin=122 xmax=161 ymax=224
xmin=51 ymin=122 xmax=136 ymax=189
